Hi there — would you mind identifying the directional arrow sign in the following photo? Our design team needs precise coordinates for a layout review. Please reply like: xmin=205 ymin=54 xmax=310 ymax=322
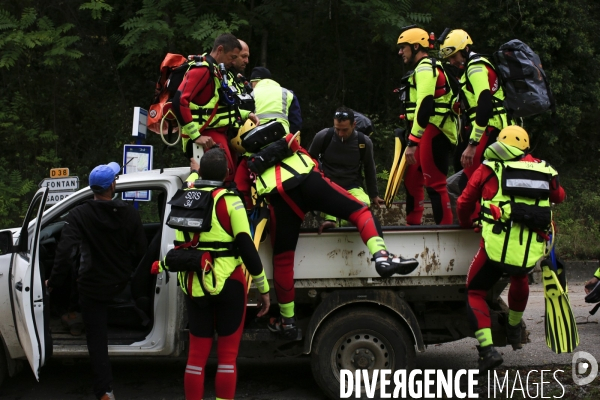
xmin=39 ymin=177 xmax=79 ymax=191
xmin=46 ymin=191 xmax=75 ymax=205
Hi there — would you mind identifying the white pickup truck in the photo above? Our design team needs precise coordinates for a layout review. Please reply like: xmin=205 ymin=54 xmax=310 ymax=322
xmin=0 ymin=167 xmax=517 ymax=399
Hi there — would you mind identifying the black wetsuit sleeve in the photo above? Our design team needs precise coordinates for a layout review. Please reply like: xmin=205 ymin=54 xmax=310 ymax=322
xmin=474 ymin=89 xmax=493 ymax=128
xmin=363 ymin=137 xmax=379 ymax=198
xmin=235 ymin=232 xmax=263 ymax=276
xmin=416 ymin=95 xmax=434 ymax=130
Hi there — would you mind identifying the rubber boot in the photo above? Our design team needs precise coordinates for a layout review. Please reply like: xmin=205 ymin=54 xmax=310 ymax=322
xmin=268 ymin=315 xmax=301 ymax=341
xmin=477 ymin=345 xmax=503 ymax=372
xmin=373 ymin=250 xmax=419 ymax=278
xmin=506 ymin=321 xmax=523 ymax=350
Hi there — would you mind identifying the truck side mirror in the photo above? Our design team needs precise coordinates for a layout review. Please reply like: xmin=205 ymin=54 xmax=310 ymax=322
xmin=0 ymin=230 xmax=15 ymax=255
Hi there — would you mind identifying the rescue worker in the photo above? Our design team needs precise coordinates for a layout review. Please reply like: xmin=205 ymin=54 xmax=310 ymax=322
xmin=233 ymin=125 xmax=418 ymax=340
xmin=397 ymin=27 xmax=457 ymax=225
xmin=250 ymin=66 xmax=302 ymax=134
xmin=47 ymin=162 xmax=147 ymax=400
xmin=229 ymin=39 xmax=255 ymax=112
xmin=584 ymin=269 xmax=600 ymax=295
xmin=457 ymin=126 xmax=565 ymax=371
xmin=308 ymin=107 xmax=384 ymax=232
xmin=171 ymin=33 xmax=259 ymax=181
xmin=152 ymin=148 xmax=270 ymax=399
xmin=439 ymin=29 xmax=511 ymax=184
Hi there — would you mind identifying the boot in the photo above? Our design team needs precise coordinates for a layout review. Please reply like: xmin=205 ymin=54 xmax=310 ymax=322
xmin=373 ymin=250 xmax=419 ymax=278
xmin=61 ymin=311 xmax=84 ymax=336
xmin=477 ymin=345 xmax=503 ymax=372
xmin=268 ymin=315 xmax=301 ymax=341
xmin=506 ymin=321 xmax=523 ymax=350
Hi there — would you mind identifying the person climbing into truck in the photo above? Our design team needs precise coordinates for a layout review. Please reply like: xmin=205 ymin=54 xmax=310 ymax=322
xmin=439 ymin=29 xmax=511 ymax=187
xmin=170 ymin=33 xmax=259 ymax=181
xmin=152 ymin=148 xmax=270 ymax=399
xmin=457 ymin=126 xmax=565 ymax=371
xmin=396 ymin=26 xmax=457 ymax=225
xmin=231 ymin=121 xmax=419 ymax=340
xmin=308 ymin=107 xmax=384 ymax=232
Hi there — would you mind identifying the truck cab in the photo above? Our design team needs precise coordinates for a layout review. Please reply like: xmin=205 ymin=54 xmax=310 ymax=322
xmin=0 ymin=167 xmax=515 ymax=398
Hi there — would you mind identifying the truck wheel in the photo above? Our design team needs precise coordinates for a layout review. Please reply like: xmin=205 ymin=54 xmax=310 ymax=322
xmin=310 ymin=306 xmax=416 ymax=400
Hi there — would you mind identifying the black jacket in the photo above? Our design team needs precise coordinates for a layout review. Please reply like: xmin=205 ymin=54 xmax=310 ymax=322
xmin=48 ymin=199 xmax=147 ymax=301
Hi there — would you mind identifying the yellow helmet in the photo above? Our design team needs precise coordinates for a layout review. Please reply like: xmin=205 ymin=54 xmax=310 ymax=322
xmin=439 ymin=29 xmax=473 ymax=59
xmin=397 ymin=27 xmax=430 ymax=47
xmin=230 ymin=119 xmax=256 ymax=153
xmin=497 ymin=125 xmax=530 ymax=151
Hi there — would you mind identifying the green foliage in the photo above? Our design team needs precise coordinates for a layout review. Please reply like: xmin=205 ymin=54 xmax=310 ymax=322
xmin=553 ymin=166 xmax=600 ymax=259
xmin=341 ymin=0 xmax=431 ymax=43
xmin=79 ymin=0 xmax=114 ymax=20
xmin=0 ymin=163 xmax=35 ymax=227
xmin=117 ymin=0 xmax=248 ymax=67
xmin=0 ymin=7 xmax=82 ymax=68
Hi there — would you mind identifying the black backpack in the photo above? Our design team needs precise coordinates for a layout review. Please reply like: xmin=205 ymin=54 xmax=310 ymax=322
xmin=492 ymin=40 xmax=555 ymax=119
xmin=319 ymin=128 xmax=367 ymax=165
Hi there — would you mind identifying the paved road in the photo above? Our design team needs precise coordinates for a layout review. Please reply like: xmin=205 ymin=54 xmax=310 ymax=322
xmin=1 ymin=281 xmax=599 ymax=399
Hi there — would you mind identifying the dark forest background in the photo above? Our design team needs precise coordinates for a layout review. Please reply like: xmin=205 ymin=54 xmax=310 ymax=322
xmin=1 ymin=0 xmax=599 ymax=257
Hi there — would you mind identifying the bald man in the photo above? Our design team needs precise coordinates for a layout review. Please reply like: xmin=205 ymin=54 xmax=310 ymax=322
xmin=229 ymin=39 xmax=254 ymax=112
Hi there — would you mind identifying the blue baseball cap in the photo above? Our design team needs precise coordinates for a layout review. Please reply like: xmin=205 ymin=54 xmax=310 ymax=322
xmin=89 ymin=162 xmax=121 ymax=192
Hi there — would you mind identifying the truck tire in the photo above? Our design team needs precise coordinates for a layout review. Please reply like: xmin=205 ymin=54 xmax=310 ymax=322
xmin=310 ymin=306 xmax=416 ymax=400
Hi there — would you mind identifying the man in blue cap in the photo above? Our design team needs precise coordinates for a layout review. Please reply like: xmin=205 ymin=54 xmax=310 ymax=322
xmin=47 ymin=162 xmax=147 ymax=400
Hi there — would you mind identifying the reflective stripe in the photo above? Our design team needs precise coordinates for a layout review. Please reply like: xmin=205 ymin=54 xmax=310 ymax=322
xmin=256 ymin=88 xmax=290 ymax=120
xmin=281 ymin=89 xmax=288 ymax=115
xmin=468 ymin=67 xmax=484 ymax=77
xmin=186 ymin=365 xmax=203 ymax=375
xmin=217 ymin=364 xmax=235 ymax=373
xmin=484 ymin=143 xmax=515 ymax=160
xmin=256 ymin=112 xmax=288 ymax=121
xmin=234 ymin=204 xmax=244 ymax=210
xmin=472 ymin=127 xmax=486 ymax=141
xmin=416 ymin=66 xmax=431 ymax=73
xmin=505 ymin=179 xmax=550 ymax=190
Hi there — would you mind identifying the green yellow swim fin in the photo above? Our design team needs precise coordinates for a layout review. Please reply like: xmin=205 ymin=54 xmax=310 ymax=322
xmin=243 ymin=201 xmax=270 ymax=293
xmin=384 ymin=133 xmax=402 ymax=206
xmin=384 ymin=129 xmax=408 ymax=208
xmin=542 ymin=259 xmax=579 ymax=354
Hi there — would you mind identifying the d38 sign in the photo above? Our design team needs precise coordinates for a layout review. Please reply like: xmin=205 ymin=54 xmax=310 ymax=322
xmin=50 ymin=168 xmax=69 ymax=177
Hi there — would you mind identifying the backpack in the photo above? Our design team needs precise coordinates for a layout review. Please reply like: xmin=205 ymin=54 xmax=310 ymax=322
xmin=319 ymin=109 xmax=373 ymax=163
xmin=319 ymin=128 xmax=367 ymax=165
xmin=147 ymin=54 xmax=214 ymax=136
xmin=353 ymin=111 xmax=374 ymax=136
xmin=166 ymin=186 xmax=222 ymax=233
xmin=492 ymin=40 xmax=555 ymax=119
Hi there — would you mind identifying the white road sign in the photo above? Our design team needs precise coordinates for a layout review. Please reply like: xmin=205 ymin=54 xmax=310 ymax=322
xmin=46 ymin=191 xmax=74 ymax=205
xmin=39 ymin=177 xmax=79 ymax=191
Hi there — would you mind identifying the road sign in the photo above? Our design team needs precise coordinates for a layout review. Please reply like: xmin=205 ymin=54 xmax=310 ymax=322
xmin=50 ymin=168 xmax=69 ymax=178
xmin=46 ymin=191 xmax=74 ymax=205
xmin=132 ymin=107 xmax=148 ymax=138
xmin=39 ymin=177 xmax=79 ymax=191
xmin=123 ymin=144 xmax=153 ymax=201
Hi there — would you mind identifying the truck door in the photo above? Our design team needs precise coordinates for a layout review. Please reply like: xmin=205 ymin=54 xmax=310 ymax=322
xmin=10 ymin=187 xmax=49 ymax=380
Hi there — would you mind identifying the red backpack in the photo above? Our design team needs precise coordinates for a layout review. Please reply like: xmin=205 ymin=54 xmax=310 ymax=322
xmin=147 ymin=53 xmax=190 ymax=139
